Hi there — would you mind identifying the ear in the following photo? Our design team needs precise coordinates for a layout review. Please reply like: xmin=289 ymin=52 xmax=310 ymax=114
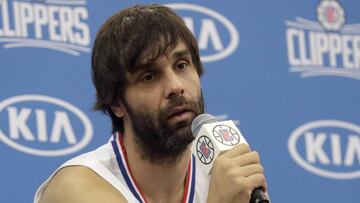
xmin=111 ymin=103 xmax=125 ymax=118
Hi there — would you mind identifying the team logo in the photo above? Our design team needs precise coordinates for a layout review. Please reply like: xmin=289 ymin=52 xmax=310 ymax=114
xmin=285 ymin=0 xmax=360 ymax=80
xmin=0 ymin=0 xmax=91 ymax=56
xmin=288 ymin=120 xmax=360 ymax=179
xmin=166 ymin=3 xmax=239 ymax=63
xmin=0 ymin=94 xmax=93 ymax=156
xmin=196 ymin=135 xmax=214 ymax=164
xmin=212 ymin=124 xmax=240 ymax=146
xmin=317 ymin=0 xmax=345 ymax=31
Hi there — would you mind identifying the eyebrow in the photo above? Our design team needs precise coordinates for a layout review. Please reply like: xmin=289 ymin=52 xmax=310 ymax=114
xmin=132 ymin=49 xmax=191 ymax=73
xmin=172 ymin=49 xmax=191 ymax=59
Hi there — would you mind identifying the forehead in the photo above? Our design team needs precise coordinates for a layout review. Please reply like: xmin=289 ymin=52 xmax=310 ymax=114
xmin=134 ymin=40 xmax=190 ymax=69
xmin=143 ymin=40 xmax=187 ymax=60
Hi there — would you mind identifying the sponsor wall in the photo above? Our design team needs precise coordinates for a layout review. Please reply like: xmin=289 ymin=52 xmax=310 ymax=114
xmin=0 ymin=0 xmax=359 ymax=202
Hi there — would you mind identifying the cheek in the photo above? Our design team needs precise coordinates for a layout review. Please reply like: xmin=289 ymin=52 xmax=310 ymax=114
xmin=186 ymin=73 xmax=201 ymax=97
xmin=126 ymin=88 xmax=162 ymax=112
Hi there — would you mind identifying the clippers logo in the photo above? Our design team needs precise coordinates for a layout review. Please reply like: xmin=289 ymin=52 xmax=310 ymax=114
xmin=200 ymin=141 xmax=211 ymax=158
xmin=213 ymin=125 xmax=240 ymax=146
xmin=285 ymin=0 xmax=360 ymax=80
xmin=218 ymin=129 xmax=233 ymax=142
xmin=0 ymin=95 xmax=93 ymax=156
xmin=0 ymin=0 xmax=91 ymax=56
xmin=196 ymin=135 xmax=214 ymax=164
xmin=317 ymin=0 xmax=345 ymax=31
xmin=288 ymin=120 xmax=360 ymax=179
xmin=166 ymin=3 xmax=239 ymax=63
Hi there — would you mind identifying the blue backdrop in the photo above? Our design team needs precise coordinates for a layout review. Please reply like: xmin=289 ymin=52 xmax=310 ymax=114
xmin=1 ymin=0 xmax=359 ymax=202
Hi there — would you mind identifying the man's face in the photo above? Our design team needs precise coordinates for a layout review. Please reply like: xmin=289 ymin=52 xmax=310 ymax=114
xmin=121 ymin=41 xmax=204 ymax=164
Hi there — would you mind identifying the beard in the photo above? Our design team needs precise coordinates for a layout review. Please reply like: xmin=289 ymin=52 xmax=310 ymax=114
xmin=123 ymin=92 xmax=204 ymax=165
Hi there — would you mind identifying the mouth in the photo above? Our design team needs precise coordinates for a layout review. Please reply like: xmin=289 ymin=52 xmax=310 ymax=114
xmin=167 ymin=106 xmax=193 ymax=123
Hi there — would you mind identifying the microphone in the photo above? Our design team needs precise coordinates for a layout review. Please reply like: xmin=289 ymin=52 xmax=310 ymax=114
xmin=191 ymin=114 xmax=269 ymax=203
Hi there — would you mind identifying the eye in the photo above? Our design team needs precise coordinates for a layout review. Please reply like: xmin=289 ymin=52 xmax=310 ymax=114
xmin=140 ymin=72 xmax=155 ymax=83
xmin=176 ymin=61 xmax=188 ymax=71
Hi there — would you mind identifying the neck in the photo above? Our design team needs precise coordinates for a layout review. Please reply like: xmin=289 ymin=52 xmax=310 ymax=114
xmin=122 ymin=131 xmax=192 ymax=203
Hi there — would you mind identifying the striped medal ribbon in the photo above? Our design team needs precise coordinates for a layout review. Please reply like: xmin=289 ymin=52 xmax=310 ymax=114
xmin=111 ymin=132 xmax=196 ymax=203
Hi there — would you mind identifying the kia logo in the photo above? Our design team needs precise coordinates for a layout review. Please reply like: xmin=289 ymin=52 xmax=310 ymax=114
xmin=0 ymin=95 xmax=93 ymax=156
xmin=167 ymin=3 xmax=239 ymax=62
xmin=288 ymin=120 xmax=360 ymax=179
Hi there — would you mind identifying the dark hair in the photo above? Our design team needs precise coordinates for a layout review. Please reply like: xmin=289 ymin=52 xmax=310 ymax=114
xmin=91 ymin=4 xmax=203 ymax=133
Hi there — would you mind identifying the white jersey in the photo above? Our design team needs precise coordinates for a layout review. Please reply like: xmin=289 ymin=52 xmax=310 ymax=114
xmin=34 ymin=134 xmax=210 ymax=203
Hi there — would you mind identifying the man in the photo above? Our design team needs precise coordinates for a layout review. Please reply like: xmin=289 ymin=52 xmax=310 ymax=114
xmin=35 ymin=4 xmax=268 ymax=203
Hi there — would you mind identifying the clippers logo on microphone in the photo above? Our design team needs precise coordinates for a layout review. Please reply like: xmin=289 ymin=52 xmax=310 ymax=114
xmin=213 ymin=125 xmax=240 ymax=146
xmin=196 ymin=136 xmax=214 ymax=164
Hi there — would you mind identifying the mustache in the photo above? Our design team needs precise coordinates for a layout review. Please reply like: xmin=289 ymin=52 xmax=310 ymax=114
xmin=162 ymin=96 xmax=193 ymax=116
xmin=168 ymin=95 xmax=187 ymax=107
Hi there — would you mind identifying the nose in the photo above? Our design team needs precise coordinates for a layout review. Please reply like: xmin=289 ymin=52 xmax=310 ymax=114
xmin=165 ymin=71 xmax=185 ymax=99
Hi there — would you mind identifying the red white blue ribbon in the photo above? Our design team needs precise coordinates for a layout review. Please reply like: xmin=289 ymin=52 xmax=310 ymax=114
xmin=111 ymin=132 xmax=196 ymax=203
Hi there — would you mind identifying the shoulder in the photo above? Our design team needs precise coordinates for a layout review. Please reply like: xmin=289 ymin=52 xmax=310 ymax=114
xmin=38 ymin=166 xmax=127 ymax=203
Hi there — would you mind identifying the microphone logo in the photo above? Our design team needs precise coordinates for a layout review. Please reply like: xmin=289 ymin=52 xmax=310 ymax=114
xmin=196 ymin=136 xmax=215 ymax=164
xmin=212 ymin=125 xmax=240 ymax=146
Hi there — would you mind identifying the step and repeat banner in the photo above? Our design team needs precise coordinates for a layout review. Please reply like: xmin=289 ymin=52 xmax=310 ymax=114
xmin=1 ymin=0 xmax=359 ymax=202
